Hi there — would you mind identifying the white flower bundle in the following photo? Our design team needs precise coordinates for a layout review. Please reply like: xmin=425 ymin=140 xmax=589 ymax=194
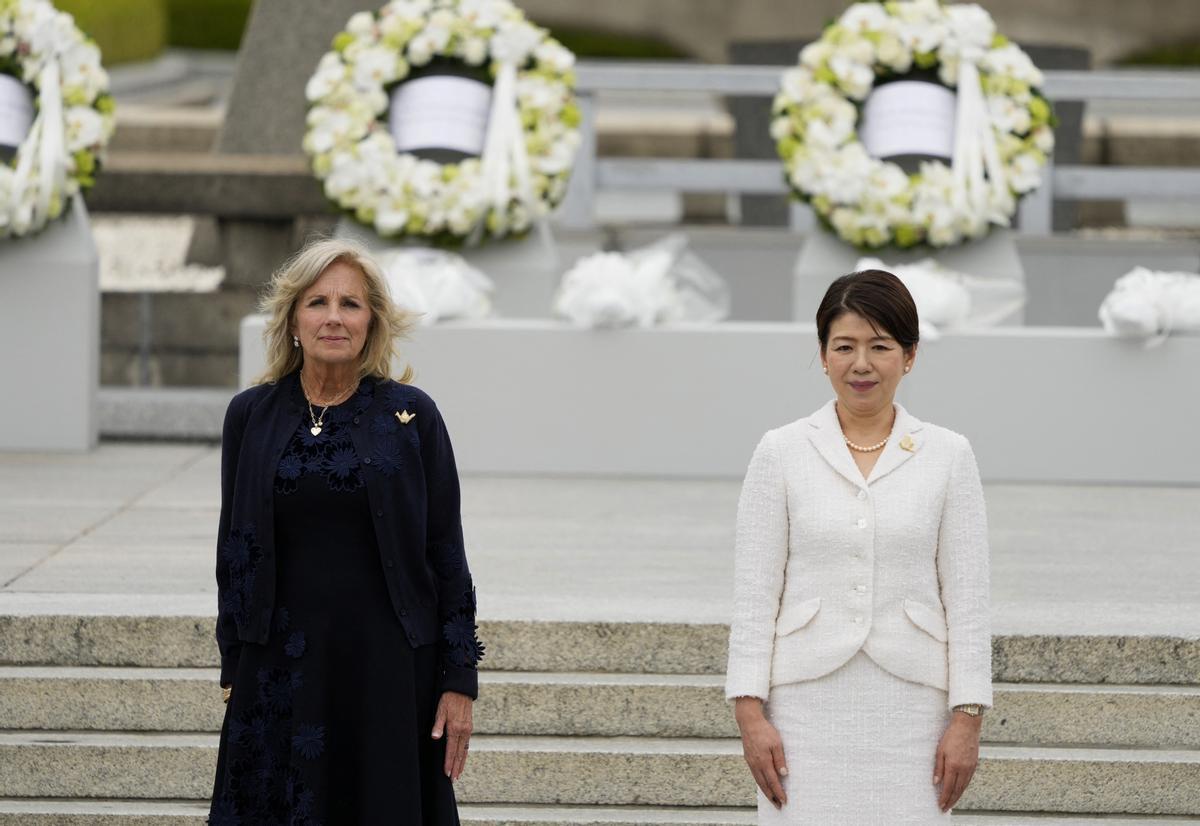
xmin=774 ymin=0 xmax=1054 ymax=250
xmin=1099 ymin=267 xmax=1200 ymax=343
xmin=0 ymin=0 xmax=115 ymax=239
xmin=303 ymin=0 xmax=581 ymax=245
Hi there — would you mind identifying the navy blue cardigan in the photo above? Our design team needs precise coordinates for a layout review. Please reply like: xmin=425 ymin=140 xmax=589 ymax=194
xmin=215 ymin=371 xmax=483 ymax=699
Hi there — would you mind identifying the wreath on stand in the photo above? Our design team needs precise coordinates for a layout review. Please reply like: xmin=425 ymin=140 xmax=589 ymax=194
xmin=0 ymin=0 xmax=115 ymax=239
xmin=773 ymin=0 xmax=1055 ymax=249
xmin=303 ymin=0 xmax=581 ymax=246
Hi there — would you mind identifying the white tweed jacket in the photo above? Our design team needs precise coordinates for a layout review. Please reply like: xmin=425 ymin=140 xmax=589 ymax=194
xmin=725 ymin=399 xmax=993 ymax=710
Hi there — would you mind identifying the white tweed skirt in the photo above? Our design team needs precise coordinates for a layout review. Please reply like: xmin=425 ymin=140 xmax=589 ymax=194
xmin=759 ymin=651 xmax=952 ymax=825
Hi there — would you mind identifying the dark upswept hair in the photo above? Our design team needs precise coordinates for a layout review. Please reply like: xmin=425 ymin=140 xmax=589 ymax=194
xmin=815 ymin=269 xmax=919 ymax=354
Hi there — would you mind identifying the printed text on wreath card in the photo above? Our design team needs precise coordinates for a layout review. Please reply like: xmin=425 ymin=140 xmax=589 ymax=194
xmin=860 ymin=81 xmax=956 ymax=161
xmin=0 ymin=75 xmax=34 ymax=148
xmin=389 ymin=76 xmax=492 ymax=156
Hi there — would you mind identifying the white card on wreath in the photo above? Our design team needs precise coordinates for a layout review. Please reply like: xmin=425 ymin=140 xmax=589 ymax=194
xmin=389 ymin=75 xmax=492 ymax=156
xmin=0 ymin=74 xmax=35 ymax=148
xmin=860 ymin=80 xmax=956 ymax=161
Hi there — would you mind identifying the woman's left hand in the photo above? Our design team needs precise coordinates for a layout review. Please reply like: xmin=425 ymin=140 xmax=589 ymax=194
xmin=432 ymin=690 xmax=474 ymax=781
xmin=933 ymin=711 xmax=982 ymax=812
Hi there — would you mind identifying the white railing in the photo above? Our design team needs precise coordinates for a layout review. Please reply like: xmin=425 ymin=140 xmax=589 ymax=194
xmin=557 ymin=62 xmax=1200 ymax=234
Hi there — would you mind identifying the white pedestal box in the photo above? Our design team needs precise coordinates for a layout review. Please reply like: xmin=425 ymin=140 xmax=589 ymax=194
xmin=241 ymin=312 xmax=1200 ymax=484
xmin=0 ymin=200 xmax=99 ymax=451
xmin=793 ymin=229 xmax=1026 ymax=326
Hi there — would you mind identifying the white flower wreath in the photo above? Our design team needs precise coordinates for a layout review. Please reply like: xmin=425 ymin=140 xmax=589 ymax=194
xmin=774 ymin=0 xmax=1055 ymax=249
xmin=0 ymin=0 xmax=115 ymax=239
xmin=303 ymin=0 xmax=581 ymax=245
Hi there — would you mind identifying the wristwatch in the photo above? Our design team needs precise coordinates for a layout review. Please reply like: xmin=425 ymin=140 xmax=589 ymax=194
xmin=953 ymin=703 xmax=984 ymax=717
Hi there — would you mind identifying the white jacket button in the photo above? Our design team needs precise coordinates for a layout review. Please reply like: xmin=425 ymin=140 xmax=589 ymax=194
xmin=855 ymin=584 xmax=866 ymax=593
xmin=856 ymin=518 xmax=867 ymax=529
xmin=853 ymin=616 xmax=863 ymax=624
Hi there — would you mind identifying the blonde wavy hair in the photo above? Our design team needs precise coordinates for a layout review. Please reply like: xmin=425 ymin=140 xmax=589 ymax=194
xmin=258 ymin=238 xmax=417 ymax=385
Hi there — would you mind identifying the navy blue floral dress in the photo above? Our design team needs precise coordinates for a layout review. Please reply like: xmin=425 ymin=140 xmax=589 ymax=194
xmin=209 ymin=386 xmax=460 ymax=825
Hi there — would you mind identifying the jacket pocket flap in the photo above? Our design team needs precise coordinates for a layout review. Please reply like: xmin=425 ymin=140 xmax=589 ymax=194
xmin=903 ymin=598 xmax=948 ymax=642
xmin=775 ymin=596 xmax=822 ymax=636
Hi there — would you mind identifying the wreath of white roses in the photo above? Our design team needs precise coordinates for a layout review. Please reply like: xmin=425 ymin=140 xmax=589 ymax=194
xmin=774 ymin=0 xmax=1054 ymax=249
xmin=303 ymin=0 xmax=581 ymax=245
xmin=0 ymin=0 xmax=114 ymax=239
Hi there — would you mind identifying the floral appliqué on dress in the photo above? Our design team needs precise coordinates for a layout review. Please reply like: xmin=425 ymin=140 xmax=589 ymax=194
xmin=208 ymin=607 xmax=325 ymax=826
xmin=275 ymin=381 xmax=375 ymax=496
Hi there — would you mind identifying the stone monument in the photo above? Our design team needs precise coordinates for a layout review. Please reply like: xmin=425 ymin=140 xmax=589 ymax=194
xmin=199 ymin=0 xmax=378 ymax=289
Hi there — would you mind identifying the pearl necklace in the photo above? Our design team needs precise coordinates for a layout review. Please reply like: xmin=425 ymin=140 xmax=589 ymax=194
xmin=845 ymin=435 xmax=888 ymax=452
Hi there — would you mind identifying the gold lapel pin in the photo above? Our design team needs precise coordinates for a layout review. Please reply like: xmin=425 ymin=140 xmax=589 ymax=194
xmin=899 ymin=434 xmax=916 ymax=452
xmin=395 ymin=409 xmax=415 ymax=425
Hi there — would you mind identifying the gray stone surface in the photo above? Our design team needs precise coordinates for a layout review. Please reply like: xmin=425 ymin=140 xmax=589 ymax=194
xmin=0 ymin=732 xmax=216 ymax=798
xmin=4 ymin=611 xmax=1197 ymax=683
xmin=216 ymin=1 xmax=373 ymax=155
xmin=0 ymin=800 xmax=210 ymax=826
xmin=989 ymin=683 xmax=1200 ymax=748
xmin=98 ymin=388 xmax=232 ymax=441
xmin=966 ymin=745 xmax=1200 ymax=815
xmin=86 ymin=153 xmax=326 ymax=219
xmin=101 ymin=350 xmax=239 ymax=389
xmin=1 ymin=444 xmax=1199 ymax=643
xmin=295 ymin=319 xmax=1200 ymax=481
xmin=1 ymin=734 xmax=1198 ymax=811
xmin=0 ymin=802 xmax=1193 ymax=826
xmin=7 ymin=665 xmax=1199 ymax=748
xmin=0 ymin=804 xmax=1192 ymax=826
xmin=102 ymin=290 xmax=257 ymax=352
xmin=0 ymin=667 xmax=220 ymax=732
xmin=0 ymin=614 xmax=216 ymax=668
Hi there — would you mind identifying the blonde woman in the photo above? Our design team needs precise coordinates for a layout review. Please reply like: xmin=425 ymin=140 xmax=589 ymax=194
xmin=209 ymin=239 xmax=482 ymax=825
xmin=726 ymin=270 xmax=992 ymax=824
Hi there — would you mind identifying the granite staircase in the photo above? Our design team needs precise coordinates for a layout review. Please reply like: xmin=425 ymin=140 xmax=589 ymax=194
xmin=0 ymin=614 xmax=1198 ymax=824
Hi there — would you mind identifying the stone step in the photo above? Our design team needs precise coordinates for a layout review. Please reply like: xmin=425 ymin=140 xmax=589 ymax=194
xmin=4 ymin=667 xmax=1199 ymax=749
xmin=1 ymin=800 xmax=1193 ymax=826
xmin=0 ymin=733 xmax=1197 ymax=815
xmin=2 ymin=614 xmax=1197 ymax=684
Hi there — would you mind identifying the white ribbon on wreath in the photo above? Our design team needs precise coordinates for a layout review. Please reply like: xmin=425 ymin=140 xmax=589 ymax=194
xmin=952 ymin=47 xmax=1008 ymax=221
xmin=9 ymin=61 xmax=67 ymax=231
xmin=473 ymin=59 xmax=553 ymax=250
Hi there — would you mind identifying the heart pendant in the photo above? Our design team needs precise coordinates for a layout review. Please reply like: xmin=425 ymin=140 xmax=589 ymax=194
xmin=310 ymin=426 xmax=322 ymax=436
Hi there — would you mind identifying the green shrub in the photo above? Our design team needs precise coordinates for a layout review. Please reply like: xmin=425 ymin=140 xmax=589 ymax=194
xmin=1119 ymin=42 xmax=1200 ymax=67
xmin=164 ymin=0 xmax=254 ymax=51
xmin=53 ymin=0 xmax=168 ymax=65
xmin=548 ymin=26 xmax=690 ymax=60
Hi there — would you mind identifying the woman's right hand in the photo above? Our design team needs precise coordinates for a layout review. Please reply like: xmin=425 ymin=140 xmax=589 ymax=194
xmin=735 ymin=696 xmax=788 ymax=809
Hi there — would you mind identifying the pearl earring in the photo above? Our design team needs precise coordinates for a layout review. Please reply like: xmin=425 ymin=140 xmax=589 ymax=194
xmin=904 ymin=365 xmax=910 ymax=373
xmin=822 ymin=365 xmax=828 ymax=374
xmin=293 ymin=335 xmax=299 ymax=348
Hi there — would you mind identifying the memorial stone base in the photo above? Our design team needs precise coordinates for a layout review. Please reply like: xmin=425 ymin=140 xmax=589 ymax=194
xmin=237 ymin=226 xmax=1200 ymax=483
xmin=0 ymin=200 xmax=99 ymax=451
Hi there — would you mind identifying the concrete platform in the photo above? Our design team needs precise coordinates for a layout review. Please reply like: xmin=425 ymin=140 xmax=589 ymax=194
xmin=1 ymin=444 xmax=1198 ymax=639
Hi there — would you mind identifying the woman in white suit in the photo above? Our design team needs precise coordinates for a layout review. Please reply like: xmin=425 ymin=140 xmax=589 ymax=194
xmin=726 ymin=269 xmax=992 ymax=824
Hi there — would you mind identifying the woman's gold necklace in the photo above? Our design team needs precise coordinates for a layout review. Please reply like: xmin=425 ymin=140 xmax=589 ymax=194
xmin=300 ymin=374 xmax=356 ymax=436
